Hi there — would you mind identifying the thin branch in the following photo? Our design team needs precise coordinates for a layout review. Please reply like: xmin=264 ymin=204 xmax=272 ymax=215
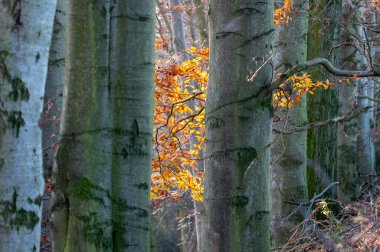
xmin=273 ymin=105 xmax=373 ymax=135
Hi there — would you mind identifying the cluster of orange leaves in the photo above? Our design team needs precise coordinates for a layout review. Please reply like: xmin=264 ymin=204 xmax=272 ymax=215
xmin=273 ymin=72 xmax=353 ymax=108
xmin=273 ymin=73 xmax=337 ymax=108
xmin=171 ymin=4 xmax=189 ymax=12
xmin=274 ymin=0 xmax=293 ymax=25
xmin=155 ymin=38 xmax=172 ymax=50
xmin=152 ymin=47 xmax=208 ymax=203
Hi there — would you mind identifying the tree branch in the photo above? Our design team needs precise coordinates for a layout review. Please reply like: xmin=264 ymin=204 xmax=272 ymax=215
xmin=273 ymin=105 xmax=373 ymax=135
xmin=269 ymin=58 xmax=380 ymax=93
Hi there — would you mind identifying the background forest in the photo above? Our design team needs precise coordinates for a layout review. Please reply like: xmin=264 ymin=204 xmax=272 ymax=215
xmin=0 ymin=0 xmax=380 ymax=251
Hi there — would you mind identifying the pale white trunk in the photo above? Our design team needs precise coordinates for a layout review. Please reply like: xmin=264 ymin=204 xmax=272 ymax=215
xmin=357 ymin=79 xmax=376 ymax=182
xmin=0 ymin=1 xmax=56 ymax=251
xmin=356 ymin=6 xmax=376 ymax=185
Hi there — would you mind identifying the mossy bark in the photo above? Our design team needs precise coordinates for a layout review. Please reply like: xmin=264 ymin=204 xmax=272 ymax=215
xmin=306 ymin=0 xmax=341 ymax=196
xmin=0 ymin=0 xmax=56 ymax=250
xmin=270 ymin=0 xmax=309 ymax=246
xmin=202 ymin=1 xmax=274 ymax=251
xmin=51 ymin=1 xmax=113 ymax=251
xmin=52 ymin=0 xmax=155 ymax=251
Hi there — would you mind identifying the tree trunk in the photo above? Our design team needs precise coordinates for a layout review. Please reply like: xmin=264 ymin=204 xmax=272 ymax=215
xmin=192 ymin=0 xmax=208 ymax=47
xmin=51 ymin=1 xmax=113 ymax=250
xmin=271 ymin=0 xmax=309 ymax=246
xmin=42 ymin=0 xmax=67 ymax=248
xmin=336 ymin=0 xmax=362 ymax=202
xmin=109 ymin=0 xmax=155 ymax=250
xmin=202 ymin=1 xmax=274 ymax=251
xmin=51 ymin=0 xmax=155 ymax=251
xmin=357 ymin=78 xmax=376 ymax=183
xmin=307 ymin=0 xmax=341 ymax=196
xmin=356 ymin=7 xmax=376 ymax=186
xmin=43 ymin=0 xmax=67 ymax=180
xmin=170 ymin=0 xmax=188 ymax=59
xmin=0 ymin=1 xmax=56 ymax=250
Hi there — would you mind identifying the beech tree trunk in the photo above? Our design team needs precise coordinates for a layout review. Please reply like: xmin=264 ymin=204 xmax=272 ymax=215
xmin=356 ymin=8 xmax=376 ymax=185
xmin=42 ymin=0 xmax=67 ymax=248
xmin=307 ymin=0 xmax=341 ymax=196
xmin=109 ymin=0 xmax=155 ymax=250
xmin=51 ymin=1 xmax=113 ymax=250
xmin=202 ymin=0 xmax=274 ymax=251
xmin=357 ymin=78 xmax=376 ymax=183
xmin=51 ymin=0 xmax=155 ymax=251
xmin=337 ymin=0 xmax=362 ymax=202
xmin=170 ymin=0 xmax=188 ymax=59
xmin=271 ymin=0 xmax=309 ymax=246
xmin=43 ymin=0 xmax=67 ymax=180
xmin=0 ymin=1 xmax=56 ymax=250
xmin=192 ymin=0 xmax=208 ymax=47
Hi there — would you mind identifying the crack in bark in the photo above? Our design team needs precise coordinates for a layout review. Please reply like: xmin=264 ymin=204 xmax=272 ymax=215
xmin=206 ymin=85 xmax=269 ymax=116
xmin=60 ymin=127 xmax=151 ymax=138
xmin=241 ymin=28 xmax=275 ymax=47
xmin=110 ymin=15 xmax=152 ymax=22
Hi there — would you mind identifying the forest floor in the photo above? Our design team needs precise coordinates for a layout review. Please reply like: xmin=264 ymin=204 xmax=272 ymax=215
xmin=282 ymin=184 xmax=380 ymax=251
xmin=40 ymin=182 xmax=380 ymax=251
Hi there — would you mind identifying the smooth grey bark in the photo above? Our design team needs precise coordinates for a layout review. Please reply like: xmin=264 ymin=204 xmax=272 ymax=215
xmin=51 ymin=0 xmax=155 ymax=251
xmin=192 ymin=0 xmax=208 ymax=47
xmin=271 ymin=0 xmax=309 ymax=246
xmin=356 ymin=8 xmax=376 ymax=185
xmin=188 ymin=0 xmax=201 ymax=49
xmin=357 ymin=78 xmax=376 ymax=183
xmin=42 ymin=0 xmax=67 ymax=248
xmin=0 ymin=0 xmax=56 ymax=251
xmin=43 ymin=0 xmax=67 ymax=180
xmin=336 ymin=0 xmax=362 ymax=202
xmin=51 ymin=1 xmax=113 ymax=250
xmin=202 ymin=0 xmax=274 ymax=251
xmin=307 ymin=0 xmax=341 ymax=196
xmin=109 ymin=0 xmax=155 ymax=250
xmin=170 ymin=0 xmax=188 ymax=59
